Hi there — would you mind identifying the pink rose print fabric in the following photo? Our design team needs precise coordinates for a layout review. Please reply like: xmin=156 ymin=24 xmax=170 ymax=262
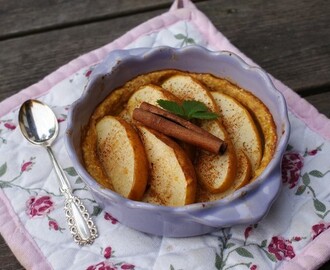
xmin=21 ymin=161 xmax=33 ymax=172
xmin=104 ymin=212 xmax=118 ymax=224
xmin=268 ymin=236 xmax=295 ymax=261
xmin=86 ymin=245 xmax=135 ymax=270
xmin=311 ymin=222 xmax=330 ymax=240
xmin=49 ymin=220 xmax=59 ymax=230
xmin=26 ymin=196 xmax=54 ymax=218
xmin=281 ymin=151 xmax=304 ymax=189
xmin=4 ymin=122 xmax=16 ymax=130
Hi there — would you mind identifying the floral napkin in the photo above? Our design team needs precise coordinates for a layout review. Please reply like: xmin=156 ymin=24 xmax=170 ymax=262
xmin=1 ymin=0 xmax=330 ymax=269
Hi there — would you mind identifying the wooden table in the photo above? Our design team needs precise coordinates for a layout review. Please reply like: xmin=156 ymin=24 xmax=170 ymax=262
xmin=0 ymin=0 xmax=329 ymax=269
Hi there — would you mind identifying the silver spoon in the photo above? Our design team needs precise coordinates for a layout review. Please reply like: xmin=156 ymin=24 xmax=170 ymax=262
xmin=18 ymin=99 xmax=98 ymax=245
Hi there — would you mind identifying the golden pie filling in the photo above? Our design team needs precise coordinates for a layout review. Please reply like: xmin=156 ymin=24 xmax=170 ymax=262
xmin=81 ymin=70 xmax=277 ymax=206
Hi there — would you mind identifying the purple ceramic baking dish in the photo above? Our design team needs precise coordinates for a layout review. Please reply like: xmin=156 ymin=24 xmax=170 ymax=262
xmin=65 ymin=46 xmax=290 ymax=237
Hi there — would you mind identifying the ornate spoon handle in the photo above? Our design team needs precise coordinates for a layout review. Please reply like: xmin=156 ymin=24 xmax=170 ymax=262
xmin=63 ymin=190 xmax=98 ymax=245
xmin=46 ymin=146 xmax=98 ymax=245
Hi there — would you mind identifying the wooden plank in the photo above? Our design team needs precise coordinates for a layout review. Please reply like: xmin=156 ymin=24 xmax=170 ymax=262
xmin=304 ymin=90 xmax=330 ymax=118
xmin=0 ymin=0 xmax=329 ymax=103
xmin=0 ymin=0 xmax=173 ymax=38
xmin=196 ymin=0 xmax=330 ymax=92
xmin=0 ymin=8 xmax=166 ymax=101
xmin=0 ymin=235 xmax=24 ymax=270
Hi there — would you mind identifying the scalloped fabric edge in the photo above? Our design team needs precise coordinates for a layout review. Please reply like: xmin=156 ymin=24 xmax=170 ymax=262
xmin=0 ymin=0 xmax=330 ymax=269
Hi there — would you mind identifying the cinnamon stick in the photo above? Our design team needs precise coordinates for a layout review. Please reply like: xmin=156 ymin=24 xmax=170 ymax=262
xmin=140 ymin=102 xmax=221 ymax=140
xmin=132 ymin=103 xmax=227 ymax=155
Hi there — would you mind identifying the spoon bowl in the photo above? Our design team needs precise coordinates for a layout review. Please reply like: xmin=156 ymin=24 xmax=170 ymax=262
xmin=18 ymin=99 xmax=98 ymax=245
xmin=19 ymin=99 xmax=58 ymax=146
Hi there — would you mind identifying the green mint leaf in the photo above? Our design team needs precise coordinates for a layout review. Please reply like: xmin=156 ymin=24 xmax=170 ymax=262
xmin=157 ymin=99 xmax=218 ymax=120
xmin=182 ymin=100 xmax=208 ymax=119
xmin=157 ymin=100 xmax=185 ymax=117
xmin=191 ymin=111 xmax=219 ymax=120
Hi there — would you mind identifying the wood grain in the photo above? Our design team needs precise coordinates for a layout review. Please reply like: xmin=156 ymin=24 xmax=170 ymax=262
xmin=0 ymin=0 xmax=173 ymax=38
xmin=304 ymin=89 xmax=330 ymax=118
xmin=0 ymin=8 xmax=165 ymax=101
xmin=0 ymin=235 xmax=24 ymax=270
xmin=196 ymin=0 xmax=330 ymax=92
xmin=0 ymin=0 xmax=329 ymax=102
xmin=0 ymin=0 xmax=330 ymax=269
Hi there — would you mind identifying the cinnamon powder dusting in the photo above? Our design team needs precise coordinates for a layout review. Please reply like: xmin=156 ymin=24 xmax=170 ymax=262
xmin=81 ymin=69 xmax=277 ymax=205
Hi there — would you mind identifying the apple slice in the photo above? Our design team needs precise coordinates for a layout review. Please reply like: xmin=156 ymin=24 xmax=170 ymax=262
xmin=137 ymin=125 xmax=197 ymax=206
xmin=191 ymin=73 xmax=277 ymax=181
xmin=96 ymin=116 xmax=148 ymax=200
xmin=196 ymin=149 xmax=251 ymax=202
xmin=120 ymin=84 xmax=178 ymax=121
xmin=161 ymin=74 xmax=219 ymax=111
xmin=195 ymin=120 xmax=237 ymax=193
xmin=211 ymin=91 xmax=263 ymax=173
xmin=233 ymin=150 xmax=252 ymax=190
xmin=162 ymin=74 xmax=237 ymax=193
